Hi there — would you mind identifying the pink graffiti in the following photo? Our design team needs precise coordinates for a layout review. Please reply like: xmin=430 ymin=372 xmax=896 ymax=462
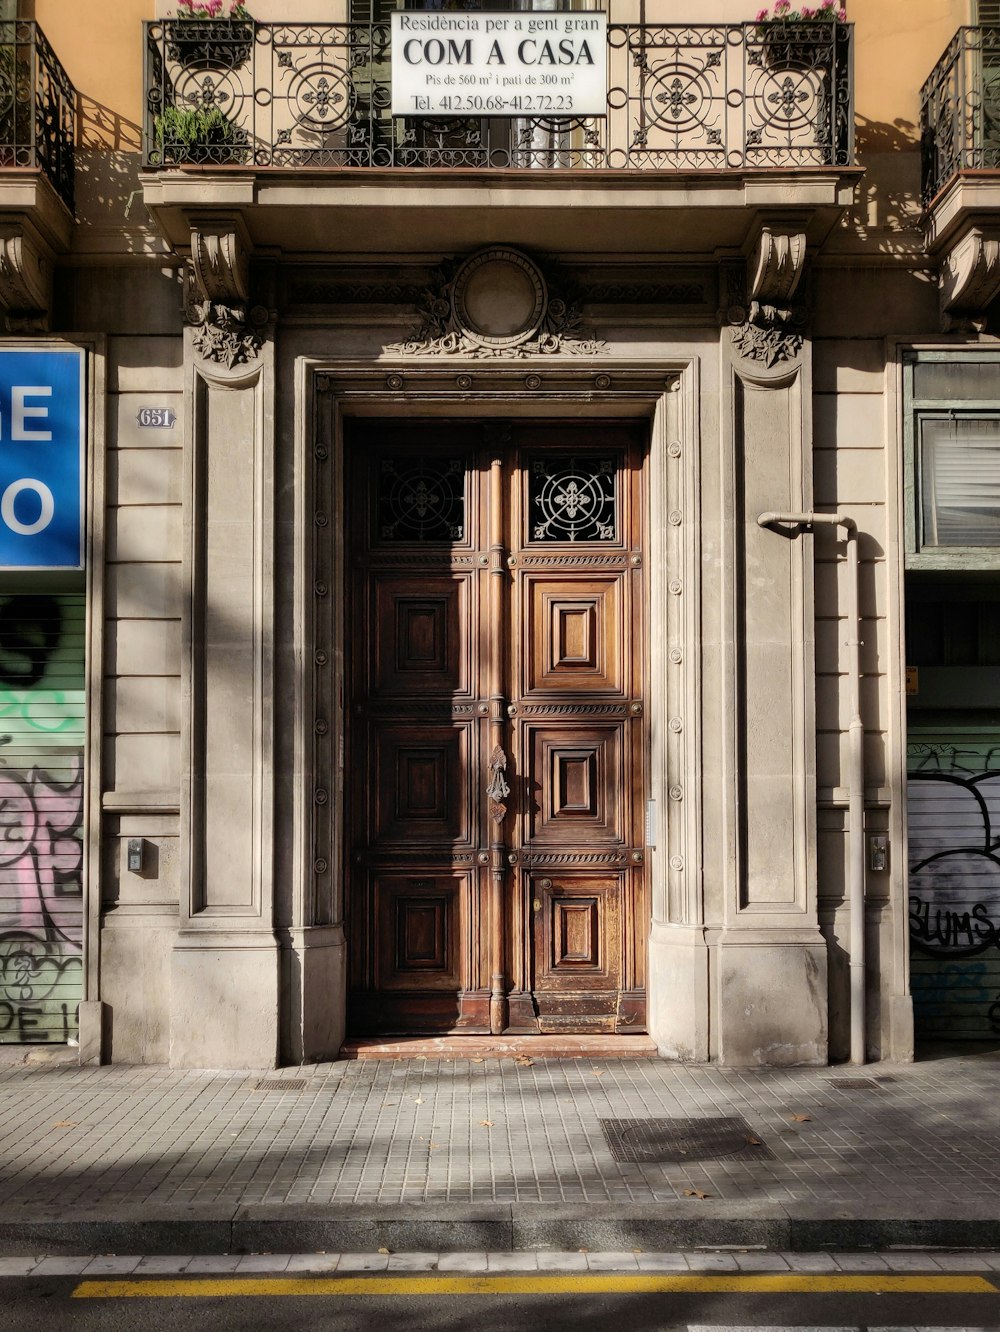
xmin=0 ymin=753 xmax=83 ymax=941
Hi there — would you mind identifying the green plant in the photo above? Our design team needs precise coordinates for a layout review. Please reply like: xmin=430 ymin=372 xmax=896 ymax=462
xmin=153 ymin=104 xmax=249 ymax=166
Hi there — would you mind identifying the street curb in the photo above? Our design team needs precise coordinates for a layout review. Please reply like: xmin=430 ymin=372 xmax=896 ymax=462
xmin=3 ymin=1206 xmax=1000 ymax=1256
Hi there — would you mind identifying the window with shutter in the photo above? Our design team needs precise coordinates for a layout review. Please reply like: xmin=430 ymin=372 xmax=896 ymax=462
xmin=904 ymin=352 xmax=1000 ymax=568
xmin=919 ymin=417 xmax=1000 ymax=547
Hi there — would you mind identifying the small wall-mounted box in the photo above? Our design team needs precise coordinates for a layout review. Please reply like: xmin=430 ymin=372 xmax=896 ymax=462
xmin=127 ymin=837 xmax=146 ymax=875
xmin=868 ymin=834 xmax=889 ymax=873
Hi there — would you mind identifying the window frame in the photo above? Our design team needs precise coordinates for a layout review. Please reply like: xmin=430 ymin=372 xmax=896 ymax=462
xmin=904 ymin=348 xmax=1000 ymax=569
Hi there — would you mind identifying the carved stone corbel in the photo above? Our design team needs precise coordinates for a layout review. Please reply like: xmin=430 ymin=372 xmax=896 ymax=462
xmin=939 ymin=224 xmax=1000 ymax=333
xmin=747 ymin=224 xmax=807 ymax=327
xmin=0 ymin=217 xmax=54 ymax=332
xmin=189 ymin=214 xmax=251 ymax=307
xmin=186 ymin=213 xmax=266 ymax=369
xmin=725 ymin=227 xmax=809 ymax=370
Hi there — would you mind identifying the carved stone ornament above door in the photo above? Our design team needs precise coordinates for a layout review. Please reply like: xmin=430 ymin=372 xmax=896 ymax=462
xmin=384 ymin=246 xmax=608 ymax=358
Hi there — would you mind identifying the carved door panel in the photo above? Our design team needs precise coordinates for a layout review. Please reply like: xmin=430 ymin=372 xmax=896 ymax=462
xmin=346 ymin=421 xmax=646 ymax=1035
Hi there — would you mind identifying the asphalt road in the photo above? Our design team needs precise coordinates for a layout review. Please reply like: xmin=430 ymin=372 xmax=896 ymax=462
xmin=4 ymin=1270 xmax=1000 ymax=1332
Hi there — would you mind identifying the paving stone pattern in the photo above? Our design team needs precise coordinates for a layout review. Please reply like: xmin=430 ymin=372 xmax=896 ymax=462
xmin=0 ymin=1055 xmax=998 ymax=1209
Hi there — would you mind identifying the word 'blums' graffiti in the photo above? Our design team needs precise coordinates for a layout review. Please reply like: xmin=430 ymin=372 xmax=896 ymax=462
xmin=908 ymin=741 xmax=1000 ymax=1038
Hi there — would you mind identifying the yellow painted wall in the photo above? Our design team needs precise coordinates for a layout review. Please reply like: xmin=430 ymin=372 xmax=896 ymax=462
xmin=35 ymin=0 xmax=152 ymax=140
xmin=853 ymin=0 xmax=967 ymax=138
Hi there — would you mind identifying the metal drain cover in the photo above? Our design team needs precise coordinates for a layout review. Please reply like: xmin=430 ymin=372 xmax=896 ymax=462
xmin=827 ymin=1078 xmax=882 ymax=1090
xmin=601 ymin=1116 xmax=773 ymax=1164
xmin=254 ymin=1079 xmax=306 ymax=1092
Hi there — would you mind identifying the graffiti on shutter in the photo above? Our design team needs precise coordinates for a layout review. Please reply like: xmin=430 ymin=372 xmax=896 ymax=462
xmin=908 ymin=732 xmax=1000 ymax=1040
xmin=0 ymin=593 xmax=85 ymax=1044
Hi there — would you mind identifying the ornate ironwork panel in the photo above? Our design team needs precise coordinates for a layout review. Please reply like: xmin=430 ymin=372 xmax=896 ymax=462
xmin=921 ymin=25 xmax=1000 ymax=205
xmin=528 ymin=454 xmax=618 ymax=544
xmin=377 ymin=455 xmax=467 ymax=543
xmin=143 ymin=20 xmax=854 ymax=172
xmin=0 ymin=22 xmax=75 ymax=210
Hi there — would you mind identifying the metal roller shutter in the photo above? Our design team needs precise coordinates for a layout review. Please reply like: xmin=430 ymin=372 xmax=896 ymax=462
xmin=908 ymin=729 xmax=1000 ymax=1041
xmin=0 ymin=592 xmax=85 ymax=1044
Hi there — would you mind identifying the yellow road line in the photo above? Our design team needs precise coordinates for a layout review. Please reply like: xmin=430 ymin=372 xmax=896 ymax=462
xmin=71 ymin=1273 xmax=999 ymax=1299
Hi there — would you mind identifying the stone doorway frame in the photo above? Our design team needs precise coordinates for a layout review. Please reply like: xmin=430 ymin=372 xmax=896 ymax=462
xmin=287 ymin=360 xmax=704 ymax=1063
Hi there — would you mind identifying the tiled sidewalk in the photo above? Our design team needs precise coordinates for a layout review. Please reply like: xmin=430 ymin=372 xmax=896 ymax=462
xmin=1 ymin=1048 xmax=999 ymax=1251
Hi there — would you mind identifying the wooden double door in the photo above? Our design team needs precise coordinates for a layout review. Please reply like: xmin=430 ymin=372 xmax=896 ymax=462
xmin=345 ymin=420 xmax=648 ymax=1035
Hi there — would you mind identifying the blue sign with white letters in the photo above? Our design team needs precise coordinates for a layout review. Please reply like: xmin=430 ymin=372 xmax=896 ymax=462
xmin=0 ymin=349 xmax=84 ymax=569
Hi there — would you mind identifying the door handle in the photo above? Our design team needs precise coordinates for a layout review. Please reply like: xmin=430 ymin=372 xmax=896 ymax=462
xmin=487 ymin=743 xmax=510 ymax=823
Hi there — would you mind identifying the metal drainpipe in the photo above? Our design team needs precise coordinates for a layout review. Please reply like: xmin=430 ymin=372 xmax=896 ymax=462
xmin=756 ymin=511 xmax=865 ymax=1066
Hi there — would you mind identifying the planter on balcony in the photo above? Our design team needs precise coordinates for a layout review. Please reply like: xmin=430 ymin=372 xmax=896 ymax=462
xmin=166 ymin=19 xmax=255 ymax=71
xmin=757 ymin=20 xmax=839 ymax=70
xmin=153 ymin=105 xmax=250 ymax=166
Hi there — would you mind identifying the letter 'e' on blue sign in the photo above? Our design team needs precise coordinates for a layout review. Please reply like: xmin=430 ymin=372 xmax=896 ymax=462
xmin=0 ymin=348 xmax=84 ymax=569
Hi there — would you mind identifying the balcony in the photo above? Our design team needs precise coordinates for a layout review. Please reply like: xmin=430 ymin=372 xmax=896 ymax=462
xmin=140 ymin=18 xmax=857 ymax=258
xmin=0 ymin=20 xmax=75 ymax=214
xmin=0 ymin=21 xmax=76 ymax=329
xmin=920 ymin=26 xmax=1000 ymax=329
xmin=921 ymin=25 xmax=1000 ymax=207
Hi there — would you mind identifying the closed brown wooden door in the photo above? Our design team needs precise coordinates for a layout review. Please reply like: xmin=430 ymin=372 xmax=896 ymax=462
xmin=346 ymin=420 xmax=647 ymax=1035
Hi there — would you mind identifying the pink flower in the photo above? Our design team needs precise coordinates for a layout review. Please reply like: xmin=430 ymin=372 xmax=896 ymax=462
xmin=801 ymin=6 xmax=815 ymax=15
xmin=173 ymin=0 xmax=240 ymax=15
xmin=774 ymin=0 xmax=791 ymax=13
xmin=837 ymin=6 xmax=847 ymax=17
xmin=756 ymin=8 xmax=769 ymax=19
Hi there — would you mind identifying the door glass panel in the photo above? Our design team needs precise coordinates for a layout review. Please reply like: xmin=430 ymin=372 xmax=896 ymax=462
xmin=527 ymin=453 xmax=618 ymax=543
xmin=377 ymin=455 xmax=467 ymax=542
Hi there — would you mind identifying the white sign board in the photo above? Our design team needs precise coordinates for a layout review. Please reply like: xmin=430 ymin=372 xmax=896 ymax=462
xmin=391 ymin=11 xmax=607 ymax=118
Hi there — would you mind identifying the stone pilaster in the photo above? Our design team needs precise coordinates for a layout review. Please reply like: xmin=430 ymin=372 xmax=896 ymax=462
xmin=170 ymin=218 xmax=279 ymax=1068
xmin=714 ymin=232 xmax=827 ymax=1066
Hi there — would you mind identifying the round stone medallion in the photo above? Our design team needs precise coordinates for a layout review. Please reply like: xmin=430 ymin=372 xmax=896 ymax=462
xmin=451 ymin=247 xmax=547 ymax=349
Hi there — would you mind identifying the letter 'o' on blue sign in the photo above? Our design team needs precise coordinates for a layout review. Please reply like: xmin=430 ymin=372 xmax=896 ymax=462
xmin=0 ymin=349 xmax=84 ymax=569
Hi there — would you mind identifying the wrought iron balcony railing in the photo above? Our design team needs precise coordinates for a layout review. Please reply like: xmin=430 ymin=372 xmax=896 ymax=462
xmin=0 ymin=21 xmax=75 ymax=211
xmin=143 ymin=20 xmax=853 ymax=172
xmin=921 ymin=25 xmax=1000 ymax=205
